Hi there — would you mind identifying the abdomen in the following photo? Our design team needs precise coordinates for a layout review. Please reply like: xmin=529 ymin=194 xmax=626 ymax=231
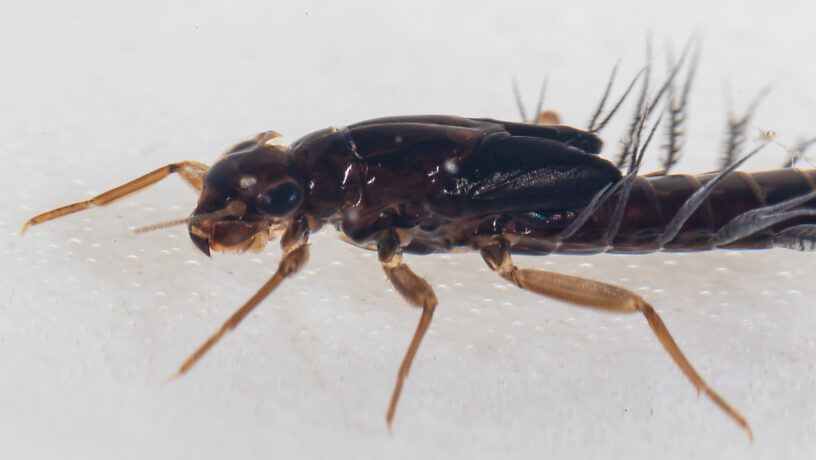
xmin=502 ymin=169 xmax=816 ymax=255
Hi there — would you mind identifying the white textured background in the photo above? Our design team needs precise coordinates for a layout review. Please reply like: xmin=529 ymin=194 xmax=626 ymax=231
xmin=2 ymin=1 xmax=816 ymax=459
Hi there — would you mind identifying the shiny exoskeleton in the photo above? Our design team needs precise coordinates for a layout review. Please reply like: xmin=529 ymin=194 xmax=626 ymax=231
xmin=23 ymin=115 xmax=816 ymax=440
xmin=189 ymin=115 xmax=816 ymax=257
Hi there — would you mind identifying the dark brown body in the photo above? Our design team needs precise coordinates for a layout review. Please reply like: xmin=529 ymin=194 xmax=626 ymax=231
xmin=27 ymin=114 xmax=802 ymax=439
xmin=504 ymin=168 xmax=816 ymax=255
xmin=283 ymin=115 xmax=816 ymax=257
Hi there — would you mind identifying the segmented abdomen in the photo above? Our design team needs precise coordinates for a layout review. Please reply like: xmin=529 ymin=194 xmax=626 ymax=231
xmin=556 ymin=168 xmax=816 ymax=254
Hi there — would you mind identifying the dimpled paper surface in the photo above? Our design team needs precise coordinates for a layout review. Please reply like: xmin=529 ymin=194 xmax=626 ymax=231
xmin=2 ymin=1 xmax=816 ymax=459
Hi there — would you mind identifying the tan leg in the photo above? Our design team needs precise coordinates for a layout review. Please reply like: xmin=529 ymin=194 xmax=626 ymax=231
xmin=21 ymin=161 xmax=209 ymax=234
xmin=480 ymin=242 xmax=753 ymax=440
xmin=165 ymin=231 xmax=310 ymax=383
xmin=534 ymin=109 xmax=561 ymax=125
xmin=381 ymin=253 xmax=438 ymax=430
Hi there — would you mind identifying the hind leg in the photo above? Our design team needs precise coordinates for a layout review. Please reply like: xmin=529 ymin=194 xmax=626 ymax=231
xmin=479 ymin=240 xmax=753 ymax=440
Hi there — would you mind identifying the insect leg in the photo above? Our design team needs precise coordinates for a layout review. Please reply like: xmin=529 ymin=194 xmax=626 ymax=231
xmin=378 ymin=233 xmax=438 ymax=429
xmin=21 ymin=161 xmax=209 ymax=234
xmin=166 ymin=222 xmax=310 ymax=382
xmin=479 ymin=240 xmax=753 ymax=440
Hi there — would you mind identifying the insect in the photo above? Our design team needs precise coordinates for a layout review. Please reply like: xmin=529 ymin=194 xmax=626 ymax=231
xmin=22 ymin=49 xmax=816 ymax=440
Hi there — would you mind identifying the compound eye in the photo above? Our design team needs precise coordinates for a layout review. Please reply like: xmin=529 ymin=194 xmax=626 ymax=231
xmin=257 ymin=181 xmax=303 ymax=216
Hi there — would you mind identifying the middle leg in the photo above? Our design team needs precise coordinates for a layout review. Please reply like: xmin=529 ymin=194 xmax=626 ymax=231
xmin=377 ymin=232 xmax=438 ymax=429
